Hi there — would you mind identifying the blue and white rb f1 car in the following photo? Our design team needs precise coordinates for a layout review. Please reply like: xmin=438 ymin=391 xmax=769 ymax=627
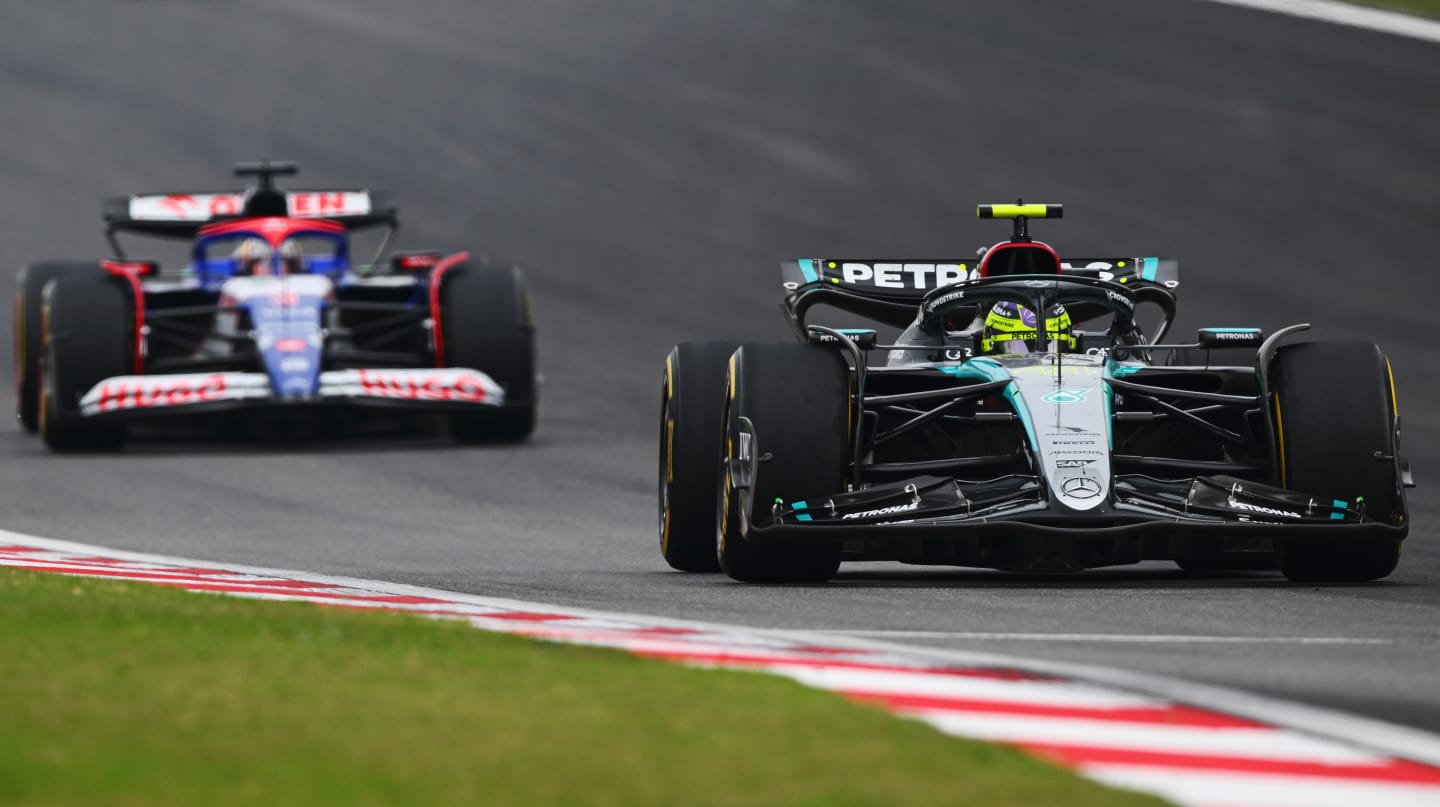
xmin=14 ymin=162 xmax=537 ymax=450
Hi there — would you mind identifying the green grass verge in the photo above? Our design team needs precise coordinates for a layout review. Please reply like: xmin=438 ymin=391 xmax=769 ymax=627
xmin=0 ymin=568 xmax=1172 ymax=807
xmin=1351 ymin=0 xmax=1440 ymax=18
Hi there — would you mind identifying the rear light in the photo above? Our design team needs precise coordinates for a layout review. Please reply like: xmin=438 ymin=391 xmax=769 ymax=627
xmin=101 ymin=259 xmax=160 ymax=278
xmin=393 ymin=252 xmax=442 ymax=272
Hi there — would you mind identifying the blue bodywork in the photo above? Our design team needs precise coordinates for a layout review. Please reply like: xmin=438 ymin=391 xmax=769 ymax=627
xmin=243 ymin=286 xmax=329 ymax=397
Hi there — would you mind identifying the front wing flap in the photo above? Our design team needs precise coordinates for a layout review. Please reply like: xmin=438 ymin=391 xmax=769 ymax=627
xmin=78 ymin=368 xmax=505 ymax=417
xmin=749 ymin=473 xmax=1399 ymax=543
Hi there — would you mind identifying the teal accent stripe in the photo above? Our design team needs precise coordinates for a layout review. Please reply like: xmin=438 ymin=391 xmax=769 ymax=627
xmin=1004 ymin=384 xmax=1038 ymax=449
xmin=1141 ymin=257 xmax=1158 ymax=282
xmin=793 ymin=500 xmax=809 ymax=510
xmin=798 ymin=259 xmax=819 ymax=283
xmin=937 ymin=359 xmax=1037 ymax=449
xmin=1331 ymin=499 xmax=1348 ymax=520
xmin=796 ymin=513 xmax=813 ymax=522
xmin=938 ymin=357 xmax=1010 ymax=384
xmin=1204 ymin=328 xmax=1262 ymax=333
xmin=1103 ymin=359 xmax=1133 ymax=449
xmin=1103 ymin=384 xmax=1114 ymax=450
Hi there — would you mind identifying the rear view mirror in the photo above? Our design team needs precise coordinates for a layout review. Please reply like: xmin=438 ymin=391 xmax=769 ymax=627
xmin=392 ymin=251 xmax=442 ymax=272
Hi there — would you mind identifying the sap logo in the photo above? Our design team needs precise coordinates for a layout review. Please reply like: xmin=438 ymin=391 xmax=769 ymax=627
xmin=1054 ymin=459 xmax=1092 ymax=468
xmin=841 ymin=502 xmax=919 ymax=520
xmin=841 ymin=263 xmax=973 ymax=289
xmin=1229 ymin=499 xmax=1301 ymax=519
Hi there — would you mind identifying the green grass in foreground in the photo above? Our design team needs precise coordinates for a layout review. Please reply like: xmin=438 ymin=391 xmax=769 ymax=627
xmin=0 ymin=569 xmax=1170 ymax=807
xmin=1352 ymin=0 xmax=1440 ymax=18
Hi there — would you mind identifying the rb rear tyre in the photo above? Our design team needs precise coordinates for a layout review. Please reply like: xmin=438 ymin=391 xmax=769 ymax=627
xmin=40 ymin=272 xmax=133 ymax=452
xmin=15 ymin=261 xmax=97 ymax=432
xmin=439 ymin=262 xmax=537 ymax=442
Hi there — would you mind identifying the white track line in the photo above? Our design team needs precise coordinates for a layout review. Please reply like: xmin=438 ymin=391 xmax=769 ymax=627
xmin=768 ymin=666 xmax=1164 ymax=709
xmin=812 ymin=630 xmax=1391 ymax=644
xmin=1088 ymin=766 xmax=1440 ymax=807
xmin=917 ymin=713 xmax=1380 ymax=763
xmin=1197 ymin=0 xmax=1440 ymax=43
xmin=817 ymin=632 xmax=1440 ymax=771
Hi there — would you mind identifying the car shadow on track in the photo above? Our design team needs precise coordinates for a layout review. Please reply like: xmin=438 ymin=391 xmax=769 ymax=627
xmin=8 ymin=416 xmax=538 ymax=457
xmin=822 ymin=565 xmax=1417 ymax=590
xmin=634 ymin=566 xmax=1417 ymax=590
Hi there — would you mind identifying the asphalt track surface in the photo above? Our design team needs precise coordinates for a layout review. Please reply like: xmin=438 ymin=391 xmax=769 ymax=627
xmin=2 ymin=0 xmax=1438 ymax=731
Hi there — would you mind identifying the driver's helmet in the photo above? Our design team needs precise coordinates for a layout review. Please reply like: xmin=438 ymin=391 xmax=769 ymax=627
xmin=278 ymin=239 xmax=304 ymax=276
xmin=980 ymin=301 xmax=1077 ymax=354
xmin=232 ymin=238 xmax=274 ymax=276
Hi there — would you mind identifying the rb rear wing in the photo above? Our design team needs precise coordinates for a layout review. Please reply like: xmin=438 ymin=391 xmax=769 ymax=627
xmin=103 ymin=189 xmax=398 ymax=239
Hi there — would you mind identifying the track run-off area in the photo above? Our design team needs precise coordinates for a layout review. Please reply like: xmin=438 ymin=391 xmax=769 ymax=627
xmin=7 ymin=532 xmax=1440 ymax=807
xmin=2 ymin=0 xmax=1438 ymax=800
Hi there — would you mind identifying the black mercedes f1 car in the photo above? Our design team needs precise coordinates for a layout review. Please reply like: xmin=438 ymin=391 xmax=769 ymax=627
xmin=659 ymin=203 xmax=1414 ymax=583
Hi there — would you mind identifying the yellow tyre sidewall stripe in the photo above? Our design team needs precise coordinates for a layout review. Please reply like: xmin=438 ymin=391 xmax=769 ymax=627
xmin=12 ymin=291 xmax=25 ymax=389
xmin=1273 ymin=392 xmax=1287 ymax=488
xmin=1385 ymin=357 xmax=1399 ymax=418
xmin=37 ymin=299 xmax=52 ymax=440
xmin=719 ymin=354 xmax=738 ymax=548
xmin=661 ymin=356 xmax=674 ymax=553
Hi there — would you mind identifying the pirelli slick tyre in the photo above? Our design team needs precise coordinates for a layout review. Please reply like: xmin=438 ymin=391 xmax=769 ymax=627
xmin=718 ymin=343 xmax=847 ymax=584
xmin=1271 ymin=341 xmax=1404 ymax=583
xmin=40 ymin=273 xmax=133 ymax=452
xmin=15 ymin=261 xmax=97 ymax=432
xmin=439 ymin=262 xmax=537 ymax=443
xmin=659 ymin=341 xmax=742 ymax=573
